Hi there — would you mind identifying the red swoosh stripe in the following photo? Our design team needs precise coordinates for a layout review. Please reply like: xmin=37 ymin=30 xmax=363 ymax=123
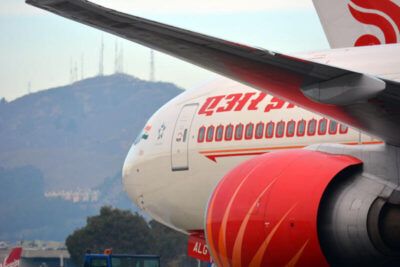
xmin=200 ymin=142 xmax=383 ymax=162
xmin=205 ymin=152 xmax=267 ymax=162
xmin=352 ymin=0 xmax=400 ymax=31
xmin=349 ymin=0 xmax=400 ymax=46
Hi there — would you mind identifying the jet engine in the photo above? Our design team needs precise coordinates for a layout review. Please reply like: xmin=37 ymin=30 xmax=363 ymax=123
xmin=205 ymin=149 xmax=400 ymax=266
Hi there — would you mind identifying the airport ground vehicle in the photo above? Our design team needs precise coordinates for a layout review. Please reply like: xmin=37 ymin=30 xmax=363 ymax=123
xmin=83 ymin=251 xmax=160 ymax=267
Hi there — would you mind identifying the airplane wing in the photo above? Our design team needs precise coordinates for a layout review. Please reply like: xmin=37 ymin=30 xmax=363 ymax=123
xmin=26 ymin=0 xmax=400 ymax=145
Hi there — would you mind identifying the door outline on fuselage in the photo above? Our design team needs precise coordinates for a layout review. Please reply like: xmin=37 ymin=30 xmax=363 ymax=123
xmin=171 ymin=103 xmax=199 ymax=172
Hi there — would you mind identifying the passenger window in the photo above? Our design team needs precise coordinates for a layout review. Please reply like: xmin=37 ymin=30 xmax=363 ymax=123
xmin=329 ymin=121 xmax=338 ymax=135
xmin=287 ymin=120 xmax=295 ymax=137
xmin=235 ymin=124 xmax=244 ymax=140
xmin=255 ymin=123 xmax=264 ymax=139
xmin=245 ymin=123 xmax=254 ymax=140
xmin=318 ymin=119 xmax=327 ymax=135
xmin=198 ymin=127 xmax=205 ymax=143
xmin=297 ymin=120 xmax=306 ymax=137
xmin=308 ymin=119 xmax=317 ymax=136
xmin=225 ymin=124 xmax=234 ymax=141
xmin=276 ymin=121 xmax=285 ymax=138
xmin=206 ymin=126 xmax=214 ymax=142
xmin=215 ymin=125 xmax=224 ymax=142
xmin=266 ymin=122 xmax=275 ymax=138
xmin=340 ymin=124 xmax=349 ymax=134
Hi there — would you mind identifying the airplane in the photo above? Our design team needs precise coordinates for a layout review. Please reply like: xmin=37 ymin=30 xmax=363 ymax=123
xmin=26 ymin=0 xmax=400 ymax=266
xmin=0 ymin=247 xmax=22 ymax=267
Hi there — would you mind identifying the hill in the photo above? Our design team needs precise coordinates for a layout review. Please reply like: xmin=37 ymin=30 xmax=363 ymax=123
xmin=0 ymin=74 xmax=183 ymax=241
xmin=0 ymin=74 xmax=183 ymax=190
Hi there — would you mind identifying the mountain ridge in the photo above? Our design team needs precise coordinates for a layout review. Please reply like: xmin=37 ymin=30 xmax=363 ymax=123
xmin=0 ymin=74 xmax=183 ymax=190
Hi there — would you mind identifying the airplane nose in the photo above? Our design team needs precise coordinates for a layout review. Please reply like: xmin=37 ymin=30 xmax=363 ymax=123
xmin=122 ymin=143 xmax=140 ymax=205
xmin=122 ymin=121 xmax=156 ymax=211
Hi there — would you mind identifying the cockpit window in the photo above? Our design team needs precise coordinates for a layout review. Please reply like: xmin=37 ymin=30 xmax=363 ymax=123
xmin=134 ymin=129 xmax=145 ymax=145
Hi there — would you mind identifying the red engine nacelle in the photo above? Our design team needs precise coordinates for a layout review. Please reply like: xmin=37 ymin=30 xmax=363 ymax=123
xmin=205 ymin=149 xmax=362 ymax=267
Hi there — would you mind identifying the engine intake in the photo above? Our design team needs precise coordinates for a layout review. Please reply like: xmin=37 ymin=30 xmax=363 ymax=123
xmin=318 ymin=168 xmax=400 ymax=266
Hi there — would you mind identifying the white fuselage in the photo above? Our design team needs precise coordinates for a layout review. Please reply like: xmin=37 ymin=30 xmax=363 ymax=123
xmin=122 ymin=44 xmax=399 ymax=233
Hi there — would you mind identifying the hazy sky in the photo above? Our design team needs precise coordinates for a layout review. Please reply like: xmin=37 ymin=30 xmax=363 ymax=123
xmin=0 ymin=0 xmax=329 ymax=100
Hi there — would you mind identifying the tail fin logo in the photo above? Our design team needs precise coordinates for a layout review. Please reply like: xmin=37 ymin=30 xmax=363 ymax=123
xmin=1 ymin=247 xmax=22 ymax=267
xmin=348 ymin=0 xmax=400 ymax=46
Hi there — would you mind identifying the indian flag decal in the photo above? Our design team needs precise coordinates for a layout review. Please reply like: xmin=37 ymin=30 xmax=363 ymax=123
xmin=142 ymin=125 xmax=152 ymax=140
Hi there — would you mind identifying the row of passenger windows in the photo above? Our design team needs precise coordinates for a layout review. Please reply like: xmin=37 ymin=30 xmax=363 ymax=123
xmin=197 ymin=119 xmax=349 ymax=143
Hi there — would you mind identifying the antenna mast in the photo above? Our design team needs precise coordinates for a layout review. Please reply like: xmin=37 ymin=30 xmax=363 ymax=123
xmin=81 ymin=54 xmax=84 ymax=80
xmin=115 ymin=40 xmax=124 ymax=74
xmin=120 ymin=44 xmax=124 ymax=73
xmin=114 ymin=40 xmax=118 ymax=73
xmin=150 ymin=50 xmax=155 ymax=82
xmin=28 ymin=81 xmax=32 ymax=95
xmin=99 ymin=36 xmax=104 ymax=76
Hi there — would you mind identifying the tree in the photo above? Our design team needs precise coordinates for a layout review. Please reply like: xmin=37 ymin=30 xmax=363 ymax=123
xmin=66 ymin=206 xmax=155 ymax=266
xmin=149 ymin=221 xmax=196 ymax=266
xmin=66 ymin=206 xmax=199 ymax=267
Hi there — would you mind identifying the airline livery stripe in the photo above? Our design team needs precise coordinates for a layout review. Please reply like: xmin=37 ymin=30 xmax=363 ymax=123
xmin=205 ymin=152 xmax=267 ymax=162
xmin=200 ymin=141 xmax=384 ymax=162
xmin=200 ymin=145 xmax=306 ymax=155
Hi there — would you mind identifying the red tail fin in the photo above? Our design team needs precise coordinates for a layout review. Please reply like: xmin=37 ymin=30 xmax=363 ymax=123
xmin=2 ymin=247 xmax=22 ymax=267
xmin=312 ymin=0 xmax=400 ymax=48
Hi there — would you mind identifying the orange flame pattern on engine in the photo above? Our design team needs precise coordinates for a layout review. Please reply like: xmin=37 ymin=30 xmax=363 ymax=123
xmin=248 ymin=204 xmax=297 ymax=267
xmin=231 ymin=178 xmax=278 ymax=267
xmin=205 ymin=150 xmax=362 ymax=267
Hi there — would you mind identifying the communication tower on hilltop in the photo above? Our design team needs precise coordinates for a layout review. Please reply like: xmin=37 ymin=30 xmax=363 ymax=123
xmin=81 ymin=54 xmax=85 ymax=80
xmin=69 ymin=58 xmax=74 ymax=83
xmin=114 ymin=41 xmax=124 ymax=74
xmin=99 ymin=36 xmax=104 ymax=76
xmin=114 ymin=41 xmax=119 ymax=73
xmin=74 ymin=61 xmax=78 ymax=81
xmin=120 ymin=44 xmax=124 ymax=73
xmin=150 ymin=50 xmax=155 ymax=82
xmin=70 ymin=58 xmax=79 ymax=83
xmin=28 ymin=81 xmax=32 ymax=95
